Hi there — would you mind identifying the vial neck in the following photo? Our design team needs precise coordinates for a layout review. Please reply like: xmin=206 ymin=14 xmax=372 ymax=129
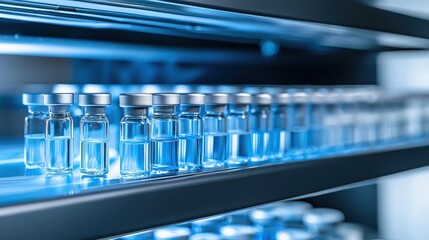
xmin=124 ymin=107 xmax=148 ymax=117
xmin=229 ymin=104 xmax=249 ymax=113
xmin=28 ymin=105 xmax=47 ymax=114
xmin=84 ymin=106 xmax=106 ymax=115
xmin=49 ymin=105 xmax=70 ymax=116
xmin=153 ymin=105 xmax=176 ymax=115
xmin=251 ymin=104 xmax=270 ymax=112
xmin=180 ymin=105 xmax=200 ymax=114
xmin=205 ymin=104 xmax=227 ymax=114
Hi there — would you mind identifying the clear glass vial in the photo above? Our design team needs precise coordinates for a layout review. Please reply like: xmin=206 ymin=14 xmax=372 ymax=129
xmin=203 ymin=94 xmax=229 ymax=169
xmin=289 ymin=91 xmax=310 ymax=159
xmin=270 ymin=93 xmax=291 ymax=160
xmin=250 ymin=93 xmax=272 ymax=163
xmin=78 ymin=93 xmax=111 ymax=176
xmin=44 ymin=93 xmax=74 ymax=174
xmin=307 ymin=90 xmax=327 ymax=156
xmin=178 ymin=93 xmax=205 ymax=172
xmin=249 ymin=208 xmax=278 ymax=240
xmin=23 ymin=93 xmax=48 ymax=168
xmin=226 ymin=93 xmax=252 ymax=167
xmin=119 ymin=93 xmax=152 ymax=178
xmin=151 ymin=93 xmax=180 ymax=176
xmin=303 ymin=208 xmax=345 ymax=239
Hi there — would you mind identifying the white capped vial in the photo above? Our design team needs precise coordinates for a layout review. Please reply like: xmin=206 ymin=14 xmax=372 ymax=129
xmin=78 ymin=93 xmax=111 ymax=176
xmin=179 ymin=94 xmax=205 ymax=172
xmin=270 ymin=93 xmax=291 ymax=160
xmin=154 ymin=227 xmax=191 ymax=240
xmin=308 ymin=89 xmax=327 ymax=156
xmin=227 ymin=93 xmax=252 ymax=167
xmin=250 ymin=93 xmax=272 ymax=163
xmin=303 ymin=208 xmax=345 ymax=236
xmin=271 ymin=201 xmax=313 ymax=228
xmin=23 ymin=93 xmax=48 ymax=168
xmin=151 ymin=93 xmax=180 ymax=176
xmin=220 ymin=225 xmax=256 ymax=240
xmin=119 ymin=93 xmax=152 ymax=178
xmin=249 ymin=208 xmax=278 ymax=240
xmin=289 ymin=91 xmax=310 ymax=159
xmin=44 ymin=93 xmax=74 ymax=174
xmin=203 ymin=93 xmax=229 ymax=169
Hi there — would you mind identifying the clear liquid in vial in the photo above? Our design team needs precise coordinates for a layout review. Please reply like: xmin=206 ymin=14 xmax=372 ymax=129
xmin=151 ymin=139 xmax=179 ymax=175
xmin=80 ymin=140 xmax=109 ymax=175
xmin=227 ymin=132 xmax=251 ymax=166
xmin=24 ymin=133 xmax=45 ymax=168
xmin=270 ymin=129 xmax=289 ymax=160
xmin=203 ymin=133 xmax=227 ymax=169
xmin=120 ymin=140 xmax=150 ymax=178
xmin=289 ymin=129 xmax=307 ymax=159
xmin=46 ymin=136 xmax=73 ymax=174
xmin=250 ymin=130 xmax=270 ymax=163
xmin=179 ymin=135 xmax=203 ymax=172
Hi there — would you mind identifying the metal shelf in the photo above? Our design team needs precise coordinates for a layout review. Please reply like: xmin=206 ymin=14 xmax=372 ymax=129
xmin=1 ymin=142 xmax=429 ymax=239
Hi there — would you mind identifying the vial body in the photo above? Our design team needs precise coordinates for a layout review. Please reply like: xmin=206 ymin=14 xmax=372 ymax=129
xmin=270 ymin=105 xmax=289 ymax=160
xmin=250 ymin=105 xmax=271 ymax=163
xmin=151 ymin=106 xmax=179 ymax=175
xmin=227 ymin=104 xmax=251 ymax=166
xmin=46 ymin=106 xmax=74 ymax=174
xmin=80 ymin=107 xmax=109 ymax=176
xmin=120 ymin=109 xmax=151 ymax=178
xmin=179 ymin=106 xmax=203 ymax=172
xmin=289 ymin=102 xmax=309 ymax=159
xmin=24 ymin=105 xmax=48 ymax=168
xmin=203 ymin=105 xmax=227 ymax=169
xmin=308 ymin=103 xmax=325 ymax=156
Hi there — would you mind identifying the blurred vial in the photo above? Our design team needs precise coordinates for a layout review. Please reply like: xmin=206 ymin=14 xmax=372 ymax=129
xmin=420 ymin=93 xmax=429 ymax=137
xmin=357 ymin=89 xmax=381 ymax=146
xmin=179 ymin=94 xmax=205 ymax=172
xmin=378 ymin=93 xmax=406 ymax=144
xmin=249 ymin=208 xmax=278 ymax=240
xmin=250 ymin=94 xmax=273 ymax=163
xmin=227 ymin=209 xmax=252 ymax=225
xmin=308 ymin=90 xmax=327 ymax=156
xmin=335 ymin=223 xmax=365 ymax=240
xmin=79 ymin=93 xmax=111 ymax=176
xmin=303 ymin=208 xmax=345 ymax=239
xmin=154 ymin=227 xmax=191 ymax=240
xmin=192 ymin=215 xmax=225 ymax=234
xmin=271 ymin=201 xmax=313 ymax=229
xmin=151 ymin=94 xmax=180 ymax=176
xmin=119 ymin=94 xmax=152 ymax=178
xmin=203 ymin=94 xmax=229 ymax=169
xmin=289 ymin=91 xmax=310 ymax=159
xmin=23 ymin=93 xmax=48 ymax=168
xmin=276 ymin=229 xmax=315 ymax=240
xmin=323 ymin=91 xmax=344 ymax=152
xmin=227 ymin=93 xmax=252 ymax=167
xmin=190 ymin=233 xmax=222 ymax=240
xmin=270 ymin=93 xmax=291 ymax=160
xmin=220 ymin=225 xmax=256 ymax=240
xmin=404 ymin=93 xmax=425 ymax=139
xmin=44 ymin=93 xmax=74 ymax=174
xmin=340 ymin=91 xmax=360 ymax=149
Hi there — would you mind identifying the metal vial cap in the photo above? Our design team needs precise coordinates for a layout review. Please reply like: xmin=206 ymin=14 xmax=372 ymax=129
xmin=303 ymin=208 xmax=345 ymax=225
xmin=205 ymin=93 xmax=229 ymax=105
xmin=252 ymin=93 xmax=272 ymax=105
xmin=44 ymin=93 xmax=74 ymax=105
xmin=273 ymin=93 xmax=291 ymax=105
xmin=78 ymin=93 xmax=111 ymax=106
xmin=119 ymin=93 xmax=152 ymax=108
xmin=220 ymin=225 xmax=256 ymax=239
xmin=154 ymin=227 xmax=191 ymax=240
xmin=23 ymin=93 xmax=45 ymax=106
xmin=180 ymin=93 xmax=205 ymax=105
xmin=291 ymin=91 xmax=309 ymax=104
xmin=153 ymin=93 xmax=180 ymax=106
xmin=229 ymin=93 xmax=251 ymax=104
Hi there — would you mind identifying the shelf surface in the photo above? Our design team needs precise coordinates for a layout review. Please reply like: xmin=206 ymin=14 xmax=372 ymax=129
xmin=0 ymin=139 xmax=429 ymax=239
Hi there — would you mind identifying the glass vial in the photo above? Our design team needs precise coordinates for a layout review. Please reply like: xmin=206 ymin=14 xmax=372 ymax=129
xmin=23 ymin=93 xmax=48 ymax=168
xmin=250 ymin=94 xmax=272 ymax=163
xmin=178 ymin=93 xmax=205 ymax=172
xmin=226 ymin=93 xmax=252 ymax=167
xmin=203 ymin=94 xmax=229 ymax=169
xmin=44 ymin=93 xmax=74 ymax=174
xmin=151 ymin=93 xmax=180 ymax=176
xmin=78 ymin=93 xmax=111 ymax=176
xmin=307 ymin=90 xmax=327 ymax=156
xmin=303 ymin=208 xmax=345 ymax=239
xmin=119 ymin=93 xmax=152 ymax=178
xmin=289 ymin=91 xmax=310 ymax=159
xmin=270 ymin=93 xmax=290 ymax=161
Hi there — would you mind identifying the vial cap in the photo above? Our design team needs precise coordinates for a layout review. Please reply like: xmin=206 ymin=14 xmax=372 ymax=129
xmin=23 ymin=93 xmax=45 ymax=106
xmin=291 ymin=91 xmax=309 ymax=104
xmin=303 ymin=208 xmax=345 ymax=226
xmin=273 ymin=93 xmax=291 ymax=105
xmin=220 ymin=225 xmax=256 ymax=240
xmin=44 ymin=93 xmax=74 ymax=105
xmin=181 ymin=93 xmax=205 ymax=105
xmin=276 ymin=229 xmax=315 ymax=240
xmin=190 ymin=233 xmax=222 ymax=240
xmin=251 ymin=93 xmax=272 ymax=105
xmin=78 ymin=93 xmax=111 ymax=106
xmin=271 ymin=201 xmax=313 ymax=221
xmin=119 ymin=93 xmax=152 ymax=107
xmin=229 ymin=93 xmax=251 ymax=105
xmin=153 ymin=93 xmax=180 ymax=106
xmin=310 ymin=90 xmax=328 ymax=104
xmin=154 ymin=227 xmax=191 ymax=240
xmin=249 ymin=209 xmax=276 ymax=225
xmin=205 ymin=93 xmax=229 ymax=105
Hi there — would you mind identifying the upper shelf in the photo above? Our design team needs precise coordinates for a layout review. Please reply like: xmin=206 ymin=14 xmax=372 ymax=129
xmin=1 ymin=0 xmax=429 ymax=60
xmin=1 ymin=141 xmax=429 ymax=239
